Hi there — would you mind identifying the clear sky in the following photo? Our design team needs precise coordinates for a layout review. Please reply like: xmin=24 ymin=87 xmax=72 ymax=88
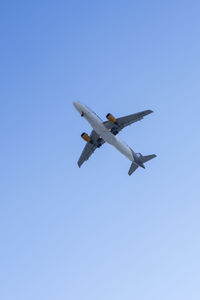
xmin=1 ymin=1 xmax=200 ymax=299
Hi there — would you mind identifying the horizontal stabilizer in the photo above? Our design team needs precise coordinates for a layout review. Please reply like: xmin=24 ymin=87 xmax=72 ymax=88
xmin=140 ymin=154 xmax=157 ymax=164
xmin=128 ymin=162 xmax=139 ymax=176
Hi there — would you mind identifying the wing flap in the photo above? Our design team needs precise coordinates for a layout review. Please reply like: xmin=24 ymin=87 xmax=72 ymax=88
xmin=78 ymin=143 xmax=97 ymax=167
xmin=104 ymin=110 xmax=153 ymax=134
xmin=117 ymin=110 xmax=153 ymax=129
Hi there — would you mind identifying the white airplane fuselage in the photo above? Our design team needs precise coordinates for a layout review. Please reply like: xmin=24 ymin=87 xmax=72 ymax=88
xmin=73 ymin=101 xmax=135 ymax=162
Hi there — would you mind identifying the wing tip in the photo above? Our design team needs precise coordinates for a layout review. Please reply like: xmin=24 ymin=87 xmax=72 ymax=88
xmin=77 ymin=161 xmax=82 ymax=168
xmin=141 ymin=110 xmax=154 ymax=117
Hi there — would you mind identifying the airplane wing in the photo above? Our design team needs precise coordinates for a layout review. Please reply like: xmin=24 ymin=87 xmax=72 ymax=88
xmin=77 ymin=130 xmax=105 ymax=167
xmin=104 ymin=110 xmax=153 ymax=135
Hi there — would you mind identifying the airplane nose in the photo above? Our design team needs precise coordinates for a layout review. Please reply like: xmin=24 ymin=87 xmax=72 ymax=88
xmin=72 ymin=101 xmax=78 ymax=108
xmin=73 ymin=101 xmax=80 ymax=110
xmin=73 ymin=101 xmax=83 ymax=114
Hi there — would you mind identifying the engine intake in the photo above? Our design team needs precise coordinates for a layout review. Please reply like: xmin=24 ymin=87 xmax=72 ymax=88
xmin=106 ymin=113 xmax=117 ymax=123
xmin=81 ymin=132 xmax=91 ymax=143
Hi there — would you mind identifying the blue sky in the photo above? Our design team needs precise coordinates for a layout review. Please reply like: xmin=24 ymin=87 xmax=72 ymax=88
xmin=1 ymin=1 xmax=200 ymax=299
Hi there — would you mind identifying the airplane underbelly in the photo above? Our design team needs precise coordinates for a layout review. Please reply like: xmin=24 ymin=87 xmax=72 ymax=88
xmin=112 ymin=138 xmax=133 ymax=161
xmin=87 ymin=113 xmax=133 ymax=161
xmin=95 ymin=124 xmax=133 ymax=161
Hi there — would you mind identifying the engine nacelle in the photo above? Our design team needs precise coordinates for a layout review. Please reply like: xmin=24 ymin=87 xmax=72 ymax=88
xmin=81 ymin=132 xmax=91 ymax=143
xmin=106 ymin=113 xmax=117 ymax=123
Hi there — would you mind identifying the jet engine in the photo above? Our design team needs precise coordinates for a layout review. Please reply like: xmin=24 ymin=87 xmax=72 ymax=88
xmin=81 ymin=132 xmax=91 ymax=143
xmin=106 ymin=113 xmax=117 ymax=123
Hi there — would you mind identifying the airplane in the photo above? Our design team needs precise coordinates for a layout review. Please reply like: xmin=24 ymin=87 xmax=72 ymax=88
xmin=73 ymin=101 xmax=156 ymax=175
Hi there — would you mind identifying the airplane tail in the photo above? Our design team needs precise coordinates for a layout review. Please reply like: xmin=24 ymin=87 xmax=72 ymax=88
xmin=128 ymin=162 xmax=139 ymax=176
xmin=139 ymin=154 xmax=157 ymax=163
xmin=128 ymin=154 xmax=156 ymax=176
